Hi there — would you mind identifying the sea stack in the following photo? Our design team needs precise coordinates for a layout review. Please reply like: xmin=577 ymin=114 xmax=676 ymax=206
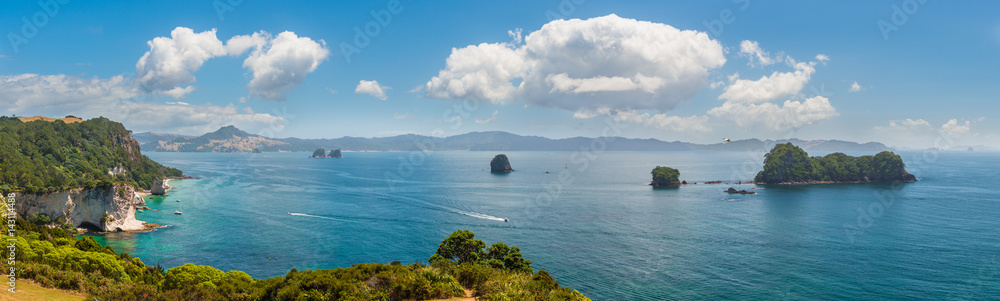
xmin=490 ymin=154 xmax=513 ymax=173
xmin=310 ymin=148 xmax=327 ymax=158
xmin=151 ymin=178 xmax=167 ymax=196
xmin=329 ymin=149 xmax=343 ymax=158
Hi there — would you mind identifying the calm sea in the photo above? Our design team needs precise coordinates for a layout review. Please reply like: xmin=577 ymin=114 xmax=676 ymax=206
xmin=90 ymin=151 xmax=1000 ymax=300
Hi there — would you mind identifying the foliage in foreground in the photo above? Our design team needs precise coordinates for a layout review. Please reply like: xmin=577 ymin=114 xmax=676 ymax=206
xmin=754 ymin=142 xmax=915 ymax=184
xmin=3 ymin=220 xmax=588 ymax=300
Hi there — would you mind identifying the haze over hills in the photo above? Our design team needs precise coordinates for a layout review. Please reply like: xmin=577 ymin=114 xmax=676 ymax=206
xmin=133 ymin=126 xmax=893 ymax=153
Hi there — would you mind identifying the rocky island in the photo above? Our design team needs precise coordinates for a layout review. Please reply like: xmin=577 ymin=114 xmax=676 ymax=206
xmin=490 ymin=154 xmax=513 ymax=173
xmin=310 ymin=147 xmax=327 ymax=158
xmin=650 ymin=166 xmax=682 ymax=187
xmin=725 ymin=187 xmax=756 ymax=195
xmin=754 ymin=143 xmax=917 ymax=184
xmin=309 ymin=148 xmax=343 ymax=158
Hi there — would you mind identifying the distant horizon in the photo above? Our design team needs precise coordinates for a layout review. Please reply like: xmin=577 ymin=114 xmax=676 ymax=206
xmin=134 ymin=123 xmax=996 ymax=151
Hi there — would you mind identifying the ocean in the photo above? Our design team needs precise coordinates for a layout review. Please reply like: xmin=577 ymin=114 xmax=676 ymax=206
xmin=89 ymin=150 xmax=1000 ymax=300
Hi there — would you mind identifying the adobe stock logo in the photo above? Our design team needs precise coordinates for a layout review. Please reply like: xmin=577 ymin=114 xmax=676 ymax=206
xmin=7 ymin=0 xmax=70 ymax=54
xmin=340 ymin=0 xmax=412 ymax=63
xmin=877 ymin=0 xmax=929 ymax=41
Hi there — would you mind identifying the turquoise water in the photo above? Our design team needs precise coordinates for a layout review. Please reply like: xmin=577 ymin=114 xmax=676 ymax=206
xmin=90 ymin=151 xmax=1000 ymax=300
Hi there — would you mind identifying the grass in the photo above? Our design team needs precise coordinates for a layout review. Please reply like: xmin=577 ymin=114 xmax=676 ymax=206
xmin=16 ymin=116 xmax=83 ymax=124
xmin=0 ymin=279 xmax=85 ymax=301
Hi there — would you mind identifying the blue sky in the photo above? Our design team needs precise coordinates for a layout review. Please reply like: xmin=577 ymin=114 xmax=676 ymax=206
xmin=1 ymin=0 xmax=997 ymax=148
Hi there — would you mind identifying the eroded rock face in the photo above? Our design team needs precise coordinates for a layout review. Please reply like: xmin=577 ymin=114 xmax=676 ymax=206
xmin=490 ymin=154 xmax=513 ymax=173
xmin=15 ymin=184 xmax=147 ymax=232
xmin=151 ymin=178 xmax=166 ymax=196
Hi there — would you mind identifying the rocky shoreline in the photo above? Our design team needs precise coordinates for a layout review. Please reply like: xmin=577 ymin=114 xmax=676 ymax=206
xmin=755 ymin=178 xmax=917 ymax=185
xmin=651 ymin=180 xmax=755 ymax=187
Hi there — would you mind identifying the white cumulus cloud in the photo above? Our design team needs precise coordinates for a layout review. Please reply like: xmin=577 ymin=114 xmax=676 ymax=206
xmin=708 ymin=96 xmax=838 ymax=131
xmin=941 ymin=119 xmax=971 ymax=135
xmin=244 ymin=31 xmax=329 ymax=100
xmin=134 ymin=27 xmax=327 ymax=100
xmin=424 ymin=42 xmax=527 ymax=103
xmin=738 ymin=40 xmax=778 ymax=67
xmin=134 ymin=27 xmax=228 ymax=98
xmin=719 ymin=61 xmax=817 ymax=103
xmin=424 ymin=14 xmax=726 ymax=113
xmin=355 ymin=80 xmax=390 ymax=100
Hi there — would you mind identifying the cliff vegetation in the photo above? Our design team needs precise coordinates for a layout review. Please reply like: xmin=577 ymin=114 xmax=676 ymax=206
xmin=0 ymin=116 xmax=182 ymax=194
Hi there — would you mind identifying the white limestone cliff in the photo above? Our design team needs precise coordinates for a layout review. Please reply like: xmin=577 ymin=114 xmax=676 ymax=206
xmin=15 ymin=184 xmax=148 ymax=232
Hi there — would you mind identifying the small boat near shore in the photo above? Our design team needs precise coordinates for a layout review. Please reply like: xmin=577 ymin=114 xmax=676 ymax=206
xmin=174 ymin=210 xmax=182 ymax=215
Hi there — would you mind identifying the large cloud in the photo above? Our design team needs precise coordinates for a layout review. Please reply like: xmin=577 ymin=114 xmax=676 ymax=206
xmin=710 ymin=43 xmax=837 ymax=131
xmin=0 ymin=74 xmax=284 ymax=135
xmin=134 ymin=28 xmax=228 ymax=97
xmin=134 ymin=28 xmax=327 ymax=100
xmin=244 ymin=31 xmax=329 ymax=100
xmin=424 ymin=14 xmax=726 ymax=112
xmin=424 ymin=42 xmax=527 ymax=103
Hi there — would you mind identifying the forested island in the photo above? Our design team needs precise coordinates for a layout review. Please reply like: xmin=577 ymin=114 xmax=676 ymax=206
xmin=650 ymin=166 xmax=681 ymax=187
xmin=754 ymin=143 xmax=917 ymax=184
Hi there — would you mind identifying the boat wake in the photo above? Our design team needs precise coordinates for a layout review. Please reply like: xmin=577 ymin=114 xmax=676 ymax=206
xmin=364 ymin=191 xmax=507 ymax=222
xmin=288 ymin=212 xmax=347 ymax=221
xmin=458 ymin=211 xmax=506 ymax=222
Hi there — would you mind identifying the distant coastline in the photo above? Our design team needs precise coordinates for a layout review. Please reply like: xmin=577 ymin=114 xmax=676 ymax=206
xmin=134 ymin=125 xmax=895 ymax=153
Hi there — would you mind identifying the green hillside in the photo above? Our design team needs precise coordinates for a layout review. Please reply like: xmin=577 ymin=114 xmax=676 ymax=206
xmin=0 ymin=116 xmax=182 ymax=194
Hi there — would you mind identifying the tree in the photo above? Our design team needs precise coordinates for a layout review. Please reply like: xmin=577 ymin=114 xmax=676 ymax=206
xmin=755 ymin=143 xmax=817 ymax=183
xmin=486 ymin=242 xmax=532 ymax=273
xmin=162 ymin=263 xmax=225 ymax=290
xmin=74 ymin=235 xmax=103 ymax=252
xmin=434 ymin=230 xmax=486 ymax=264
xmin=650 ymin=166 xmax=680 ymax=186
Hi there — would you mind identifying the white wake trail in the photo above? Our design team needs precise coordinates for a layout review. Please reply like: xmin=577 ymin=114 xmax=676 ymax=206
xmin=288 ymin=212 xmax=347 ymax=221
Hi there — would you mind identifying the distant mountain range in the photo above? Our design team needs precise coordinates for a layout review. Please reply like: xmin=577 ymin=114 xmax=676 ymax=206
xmin=132 ymin=125 xmax=893 ymax=153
